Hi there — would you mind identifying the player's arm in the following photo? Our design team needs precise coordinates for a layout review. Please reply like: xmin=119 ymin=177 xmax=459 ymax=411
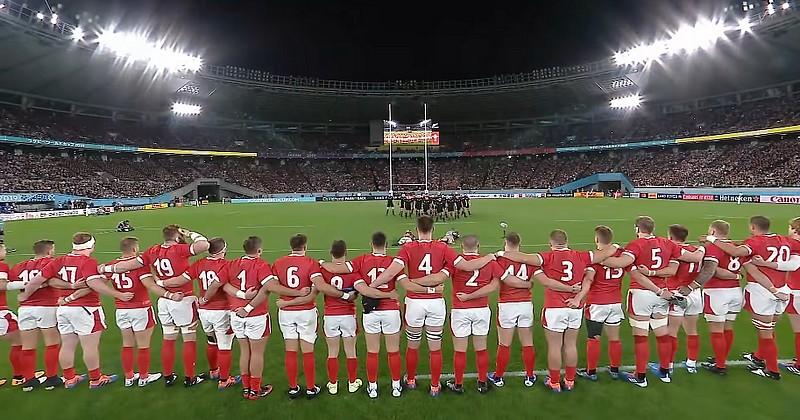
xmin=399 ymin=277 xmax=443 ymax=294
xmin=263 ymin=279 xmax=309 ymax=297
xmin=371 ymin=261 xmax=404 ymax=287
xmin=58 ymin=287 xmax=93 ymax=305
xmin=601 ymin=253 xmax=635 ymax=268
xmin=744 ymin=264 xmax=788 ymax=300
xmin=677 ymin=247 xmax=704 ymax=263
xmin=153 ymin=272 xmax=192 ymax=289
xmin=178 ymin=227 xmax=210 ymax=255
xmin=629 ymin=268 xmax=673 ymax=298
xmin=496 ymin=251 xmax=542 ymax=266
xmin=46 ymin=278 xmax=88 ymax=290
xmin=0 ymin=279 xmax=26 ymax=291
xmin=692 ymin=259 xmax=719 ymax=287
xmin=589 ymin=245 xmax=620 ymax=263
xmin=453 ymin=254 xmax=496 ymax=271
xmin=714 ymin=267 xmax=739 ymax=279
xmin=354 ymin=280 xmax=398 ymax=299
xmin=101 ymin=258 xmax=144 ymax=274
xmin=410 ymin=271 xmax=448 ymax=286
xmin=532 ymin=272 xmax=579 ymax=293
xmin=639 ymin=261 xmax=679 ymax=278
xmin=275 ymin=287 xmax=319 ymax=309
xmin=87 ymin=276 xmax=133 ymax=301
xmin=311 ymin=276 xmax=349 ymax=299
xmin=199 ymin=279 xmax=224 ymax=304
xmin=222 ymin=283 xmax=259 ymax=301
xmin=749 ymin=254 xmax=800 ymax=272
xmin=501 ymin=274 xmax=533 ymax=289
xmin=140 ymin=275 xmax=180 ymax=300
xmin=705 ymin=238 xmax=751 ymax=257
xmin=320 ymin=261 xmax=354 ymax=274
xmin=457 ymin=278 xmax=499 ymax=301
xmin=574 ymin=268 xmax=595 ymax=301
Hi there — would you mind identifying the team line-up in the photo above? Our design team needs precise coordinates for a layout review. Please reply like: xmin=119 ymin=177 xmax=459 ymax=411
xmin=0 ymin=214 xmax=798 ymax=399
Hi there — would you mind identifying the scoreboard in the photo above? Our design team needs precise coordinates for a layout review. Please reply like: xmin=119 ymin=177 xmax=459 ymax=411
xmin=384 ymin=129 xmax=440 ymax=146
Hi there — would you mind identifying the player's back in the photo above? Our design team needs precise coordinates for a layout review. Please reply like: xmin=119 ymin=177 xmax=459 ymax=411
xmin=744 ymin=234 xmax=792 ymax=287
xmin=451 ymin=254 xmax=502 ymax=309
xmin=588 ymin=249 xmax=624 ymax=305
xmin=272 ymin=254 xmax=321 ymax=311
xmin=0 ymin=261 xmax=8 ymax=310
xmin=226 ymin=256 xmax=273 ymax=315
xmin=395 ymin=240 xmax=458 ymax=300
xmin=106 ymin=256 xmax=152 ymax=309
xmin=539 ymin=249 xmax=591 ymax=308
xmin=668 ymin=243 xmax=701 ymax=289
xmin=140 ymin=243 xmax=194 ymax=294
xmin=43 ymin=254 xmax=102 ymax=307
xmin=623 ymin=236 xmax=681 ymax=289
xmin=354 ymin=252 xmax=402 ymax=311
xmin=320 ymin=268 xmax=359 ymax=315
xmin=496 ymin=257 xmax=534 ymax=303
xmin=189 ymin=257 xmax=230 ymax=310
xmin=10 ymin=256 xmax=57 ymax=307
xmin=703 ymin=241 xmax=744 ymax=288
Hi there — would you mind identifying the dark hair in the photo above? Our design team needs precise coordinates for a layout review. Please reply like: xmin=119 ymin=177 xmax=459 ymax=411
xmin=73 ymin=232 xmax=93 ymax=245
xmin=668 ymin=224 xmax=689 ymax=242
xmin=635 ymin=216 xmax=655 ymax=234
xmin=209 ymin=237 xmax=227 ymax=254
xmin=330 ymin=240 xmax=347 ymax=258
xmin=750 ymin=215 xmax=770 ymax=232
xmin=33 ymin=240 xmax=55 ymax=255
xmin=290 ymin=234 xmax=308 ymax=251
xmin=371 ymin=231 xmax=387 ymax=248
xmin=162 ymin=224 xmax=181 ymax=241
xmin=505 ymin=232 xmax=521 ymax=246
xmin=243 ymin=236 xmax=262 ymax=254
xmin=417 ymin=216 xmax=434 ymax=234
xmin=594 ymin=225 xmax=613 ymax=244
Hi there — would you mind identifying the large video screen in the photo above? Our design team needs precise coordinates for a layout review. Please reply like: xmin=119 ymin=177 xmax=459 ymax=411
xmin=383 ymin=130 xmax=440 ymax=146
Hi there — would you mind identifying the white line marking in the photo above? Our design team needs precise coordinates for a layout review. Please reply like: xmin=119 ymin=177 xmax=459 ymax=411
xmin=416 ymin=359 xmax=794 ymax=380
xmin=555 ymin=218 xmax=629 ymax=222
xmin=234 ymin=225 xmax=316 ymax=229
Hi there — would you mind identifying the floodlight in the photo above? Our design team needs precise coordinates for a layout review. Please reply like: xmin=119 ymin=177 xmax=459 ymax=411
xmin=50 ymin=13 xmax=57 ymax=25
xmin=738 ymin=18 xmax=753 ymax=33
xmin=782 ymin=2 xmax=791 ymax=10
xmin=70 ymin=26 xmax=84 ymax=41
xmin=609 ymin=94 xmax=642 ymax=109
xmin=767 ymin=4 xmax=776 ymax=14
xmin=171 ymin=103 xmax=202 ymax=116
xmin=36 ymin=11 xmax=44 ymax=20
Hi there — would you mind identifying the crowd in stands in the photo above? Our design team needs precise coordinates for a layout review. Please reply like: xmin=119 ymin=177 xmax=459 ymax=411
xmin=2 ymin=94 xmax=798 ymax=154
xmin=1 ymin=135 xmax=798 ymax=199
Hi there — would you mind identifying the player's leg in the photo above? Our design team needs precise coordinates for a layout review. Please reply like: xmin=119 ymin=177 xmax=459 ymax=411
xmin=79 ymin=331 xmax=115 ymax=388
xmin=324 ymin=334 xmax=341 ymax=394
xmin=492 ymin=326 xmax=514 ymax=386
xmin=59 ymin=332 xmax=82 ymax=387
xmin=424 ymin=299 xmax=446 ymax=396
xmin=40 ymin=326 xmax=60 ymax=385
xmin=562 ymin=327 xmax=580 ymax=390
xmin=214 ymin=315 xmax=236 ymax=389
xmin=365 ymin=332 xmax=381 ymax=396
xmin=785 ymin=312 xmax=800 ymax=374
xmin=298 ymin=309 xmax=320 ymax=398
xmin=449 ymin=335 xmax=469 ymax=391
xmin=666 ymin=314 xmax=682 ymax=371
xmin=120 ymin=327 xmax=137 ymax=385
xmin=342 ymin=331 xmax=361 ymax=392
xmin=543 ymin=329 xmax=564 ymax=392
xmin=682 ymin=314 xmax=700 ymax=373
xmin=19 ymin=326 xmax=41 ymax=389
xmin=134 ymin=322 xmax=160 ymax=387
xmin=246 ymin=332 xmax=271 ymax=400
xmin=583 ymin=318 xmax=604 ymax=379
xmin=604 ymin=324 xmax=622 ymax=376
xmin=651 ymin=314 xmax=672 ymax=380
xmin=629 ymin=314 xmax=652 ymax=386
xmin=751 ymin=313 xmax=781 ymax=378
xmin=702 ymin=289 xmax=735 ymax=372
xmin=179 ymin=327 xmax=200 ymax=385
xmin=239 ymin=338 xmax=252 ymax=394
xmin=157 ymin=298 xmax=179 ymax=385
xmin=403 ymin=300 xmax=425 ymax=389
xmin=284 ymin=338 xmax=301 ymax=395
xmin=472 ymin=332 xmax=490 ymax=393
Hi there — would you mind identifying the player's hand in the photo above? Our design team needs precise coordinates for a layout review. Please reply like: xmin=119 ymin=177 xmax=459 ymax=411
xmin=235 ymin=307 xmax=249 ymax=318
xmin=244 ymin=287 xmax=259 ymax=300
xmin=697 ymin=235 xmax=710 ymax=244
xmin=198 ymin=297 xmax=209 ymax=306
xmin=456 ymin=292 xmax=470 ymax=302
xmin=387 ymin=290 xmax=399 ymax=301
xmin=750 ymin=255 xmax=768 ymax=266
xmin=565 ymin=296 xmax=582 ymax=309
xmin=118 ymin=292 xmax=135 ymax=302
xmin=177 ymin=227 xmax=191 ymax=237
xmin=57 ymin=296 xmax=67 ymax=306
xmin=276 ymin=300 xmax=289 ymax=309
xmin=170 ymin=292 xmax=184 ymax=302
xmin=677 ymin=286 xmax=692 ymax=296
xmin=570 ymin=284 xmax=582 ymax=293
xmin=775 ymin=291 xmax=790 ymax=301
xmin=17 ymin=292 xmax=29 ymax=302
xmin=434 ymin=284 xmax=445 ymax=294
xmin=97 ymin=263 xmax=107 ymax=274
xmin=658 ymin=289 xmax=674 ymax=300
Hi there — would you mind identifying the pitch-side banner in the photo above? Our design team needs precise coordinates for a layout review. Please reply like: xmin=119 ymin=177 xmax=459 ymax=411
xmin=759 ymin=195 xmax=800 ymax=204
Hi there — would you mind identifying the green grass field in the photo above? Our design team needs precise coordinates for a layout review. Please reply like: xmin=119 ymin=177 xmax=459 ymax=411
xmin=1 ymin=198 xmax=798 ymax=419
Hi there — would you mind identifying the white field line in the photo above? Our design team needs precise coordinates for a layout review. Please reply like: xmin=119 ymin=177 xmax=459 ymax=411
xmin=416 ymin=359 xmax=794 ymax=380
xmin=554 ymin=218 xmax=629 ymax=222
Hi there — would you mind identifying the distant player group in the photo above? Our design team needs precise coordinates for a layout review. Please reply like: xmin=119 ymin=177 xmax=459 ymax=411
xmin=0 ymin=213 xmax=799 ymax=400
xmin=389 ymin=194 xmax=470 ymax=221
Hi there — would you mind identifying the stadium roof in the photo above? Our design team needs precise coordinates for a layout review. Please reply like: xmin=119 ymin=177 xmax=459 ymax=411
xmin=1 ymin=4 xmax=799 ymax=125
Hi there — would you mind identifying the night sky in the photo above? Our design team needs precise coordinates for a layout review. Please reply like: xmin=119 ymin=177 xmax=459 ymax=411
xmin=60 ymin=0 xmax=728 ymax=81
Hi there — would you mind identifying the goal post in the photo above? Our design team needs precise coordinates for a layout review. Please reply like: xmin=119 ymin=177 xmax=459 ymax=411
xmin=385 ymin=103 xmax=432 ymax=194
